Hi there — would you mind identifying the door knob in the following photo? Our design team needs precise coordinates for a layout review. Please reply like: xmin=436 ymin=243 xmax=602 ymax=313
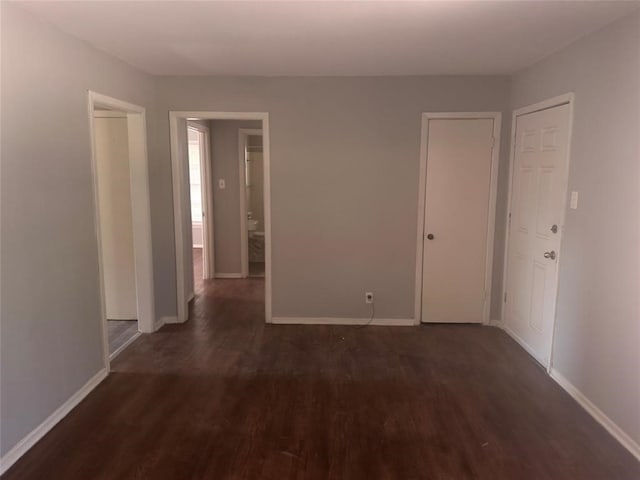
xmin=544 ymin=251 xmax=556 ymax=260
xmin=426 ymin=233 xmax=434 ymax=240
xmin=550 ymin=224 xmax=558 ymax=234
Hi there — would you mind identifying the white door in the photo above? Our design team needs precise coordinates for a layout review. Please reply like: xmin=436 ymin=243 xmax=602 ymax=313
xmin=421 ymin=118 xmax=495 ymax=323
xmin=504 ymin=104 xmax=571 ymax=366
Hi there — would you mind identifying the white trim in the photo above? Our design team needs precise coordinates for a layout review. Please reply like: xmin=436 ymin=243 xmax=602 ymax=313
xmin=0 ymin=368 xmax=108 ymax=475
xmin=170 ymin=112 xmax=273 ymax=324
xmin=513 ymin=93 xmax=574 ymax=117
xmin=170 ymin=113 xmax=188 ymax=323
xmin=215 ymin=272 xmax=244 ymax=279
xmin=93 ymin=110 xmax=127 ymax=118
xmin=500 ymin=93 xmax=575 ymax=371
xmin=415 ymin=112 xmax=502 ymax=325
xmin=160 ymin=315 xmax=180 ymax=325
xmin=550 ymin=368 xmax=640 ymax=461
xmin=489 ymin=318 xmax=503 ymax=328
xmin=108 ymin=331 xmax=141 ymax=361
xmin=500 ymin=319 xmax=640 ymax=460
xmin=88 ymin=91 xmax=156 ymax=378
xmin=502 ymin=322 xmax=547 ymax=366
xmin=238 ymin=128 xmax=264 ymax=278
xmin=154 ymin=316 xmax=169 ymax=330
xmin=271 ymin=317 xmax=415 ymax=326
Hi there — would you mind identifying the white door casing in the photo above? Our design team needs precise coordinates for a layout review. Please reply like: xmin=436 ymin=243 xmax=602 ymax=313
xmin=504 ymin=102 xmax=572 ymax=367
xmin=420 ymin=117 xmax=498 ymax=324
xmin=170 ymin=111 xmax=272 ymax=324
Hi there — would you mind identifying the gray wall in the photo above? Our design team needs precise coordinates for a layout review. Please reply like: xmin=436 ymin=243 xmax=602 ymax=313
xmin=510 ymin=11 xmax=640 ymax=444
xmin=10 ymin=0 xmax=637 ymax=458
xmin=155 ymin=76 xmax=511 ymax=319
xmin=0 ymin=4 xmax=158 ymax=455
xmin=210 ymin=120 xmax=262 ymax=274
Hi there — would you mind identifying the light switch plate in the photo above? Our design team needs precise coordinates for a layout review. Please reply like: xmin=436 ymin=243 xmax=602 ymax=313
xmin=218 ymin=179 xmax=226 ymax=189
xmin=570 ymin=191 xmax=578 ymax=209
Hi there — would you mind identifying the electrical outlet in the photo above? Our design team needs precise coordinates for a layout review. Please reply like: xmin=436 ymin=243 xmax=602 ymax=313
xmin=365 ymin=292 xmax=374 ymax=304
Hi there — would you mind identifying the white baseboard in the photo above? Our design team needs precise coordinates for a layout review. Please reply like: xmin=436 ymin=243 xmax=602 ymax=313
xmin=106 ymin=315 xmax=137 ymax=321
xmin=108 ymin=332 xmax=141 ymax=361
xmin=489 ymin=318 xmax=503 ymax=327
xmin=499 ymin=320 xmax=640 ymax=461
xmin=159 ymin=315 xmax=180 ymax=325
xmin=271 ymin=316 xmax=415 ymax=326
xmin=0 ymin=368 xmax=109 ymax=475
xmin=550 ymin=368 xmax=640 ymax=461
xmin=501 ymin=323 xmax=547 ymax=367
xmin=215 ymin=273 xmax=243 ymax=279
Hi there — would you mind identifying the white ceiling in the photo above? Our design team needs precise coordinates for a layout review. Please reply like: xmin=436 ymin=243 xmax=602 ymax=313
xmin=17 ymin=0 xmax=640 ymax=76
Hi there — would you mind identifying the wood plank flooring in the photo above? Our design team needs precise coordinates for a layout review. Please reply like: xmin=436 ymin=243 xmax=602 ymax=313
xmin=3 ymin=276 xmax=639 ymax=479
xmin=106 ymin=320 xmax=138 ymax=355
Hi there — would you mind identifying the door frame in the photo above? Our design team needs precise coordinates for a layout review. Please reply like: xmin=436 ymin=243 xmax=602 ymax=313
xmin=88 ymin=91 xmax=156 ymax=370
xmin=170 ymin=111 xmax=272 ymax=324
xmin=414 ymin=112 xmax=502 ymax=325
xmin=500 ymin=93 xmax=575 ymax=371
xmin=187 ymin=121 xmax=215 ymax=279
xmin=238 ymin=128 xmax=264 ymax=278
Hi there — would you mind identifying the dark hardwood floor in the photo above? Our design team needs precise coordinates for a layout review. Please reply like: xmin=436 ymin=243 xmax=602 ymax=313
xmin=3 ymin=275 xmax=639 ymax=479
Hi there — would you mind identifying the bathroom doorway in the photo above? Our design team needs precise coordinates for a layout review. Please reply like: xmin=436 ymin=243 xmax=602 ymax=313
xmin=239 ymin=129 xmax=265 ymax=278
xmin=170 ymin=112 xmax=272 ymax=324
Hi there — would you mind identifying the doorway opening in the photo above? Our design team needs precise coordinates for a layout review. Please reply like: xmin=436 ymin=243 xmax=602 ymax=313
xmin=239 ymin=129 xmax=265 ymax=278
xmin=187 ymin=122 xmax=213 ymax=294
xmin=170 ymin=112 xmax=272 ymax=324
xmin=88 ymin=92 xmax=155 ymax=367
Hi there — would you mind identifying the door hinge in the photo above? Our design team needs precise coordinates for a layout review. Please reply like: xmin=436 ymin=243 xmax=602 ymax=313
xmin=504 ymin=292 xmax=507 ymax=303
xmin=508 ymin=212 xmax=512 ymax=228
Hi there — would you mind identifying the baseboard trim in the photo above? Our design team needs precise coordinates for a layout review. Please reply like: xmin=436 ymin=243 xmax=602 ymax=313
xmin=501 ymin=323 xmax=547 ymax=366
xmin=108 ymin=331 xmax=141 ymax=361
xmin=271 ymin=316 xmax=415 ymax=326
xmin=550 ymin=368 xmax=640 ymax=461
xmin=106 ymin=315 xmax=137 ymax=321
xmin=489 ymin=318 xmax=503 ymax=328
xmin=215 ymin=273 xmax=244 ymax=279
xmin=159 ymin=316 xmax=180 ymax=325
xmin=0 ymin=368 xmax=109 ymax=475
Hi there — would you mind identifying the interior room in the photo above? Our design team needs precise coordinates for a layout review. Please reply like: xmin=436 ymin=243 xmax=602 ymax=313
xmin=92 ymin=108 xmax=141 ymax=357
xmin=1 ymin=1 xmax=639 ymax=479
xmin=244 ymin=133 xmax=265 ymax=278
